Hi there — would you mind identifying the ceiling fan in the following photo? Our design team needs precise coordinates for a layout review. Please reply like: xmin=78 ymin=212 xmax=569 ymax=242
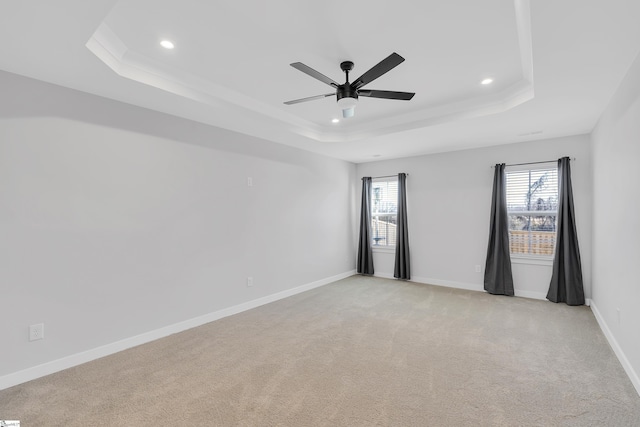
xmin=284 ymin=52 xmax=415 ymax=118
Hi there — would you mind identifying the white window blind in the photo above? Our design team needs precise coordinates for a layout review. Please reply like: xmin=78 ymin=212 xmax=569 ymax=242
xmin=371 ymin=178 xmax=398 ymax=248
xmin=506 ymin=167 xmax=558 ymax=256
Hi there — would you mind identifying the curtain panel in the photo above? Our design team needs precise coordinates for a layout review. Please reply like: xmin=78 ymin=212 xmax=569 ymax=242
xmin=547 ymin=157 xmax=585 ymax=305
xmin=484 ymin=163 xmax=514 ymax=296
xmin=357 ymin=177 xmax=374 ymax=275
xmin=394 ymin=173 xmax=411 ymax=280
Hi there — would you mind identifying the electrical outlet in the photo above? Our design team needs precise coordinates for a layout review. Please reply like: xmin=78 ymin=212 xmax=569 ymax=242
xmin=475 ymin=265 xmax=482 ymax=273
xmin=247 ymin=177 xmax=253 ymax=187
xmin=247 ymin=277 xmax=253 ymax=287
xmin=29 ymin=323 xmax=44 ymax=341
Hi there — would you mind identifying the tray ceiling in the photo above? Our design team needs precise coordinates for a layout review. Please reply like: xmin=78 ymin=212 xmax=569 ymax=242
xmin=1 ymin=0 xmax=639 ymax=162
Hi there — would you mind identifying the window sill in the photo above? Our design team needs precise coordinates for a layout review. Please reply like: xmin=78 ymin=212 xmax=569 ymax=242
xmin=510 ymin=255 xmax=554 ymax=266
xmin=372 ymin=246 xmax=395 ymax=254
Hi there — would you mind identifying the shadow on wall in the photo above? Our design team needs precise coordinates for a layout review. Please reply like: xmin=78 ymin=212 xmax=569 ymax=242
xmin=0 ymin=70 xmax=342 ymax=172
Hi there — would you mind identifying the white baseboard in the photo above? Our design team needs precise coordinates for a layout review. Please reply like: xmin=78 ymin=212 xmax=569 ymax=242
xmin=513 ymin=289 xmax=546 ymax=300
xmin=590 ymin=301 xmax=640 ymax=397
xmin=374 ymin=272 xmax=483 ymax=292
xmin=0 ymin=270 xmax=355 ymax=391
xmin=411 ymin=275 xmax=484 ymax=293
xmin=372 ymin=272 xmax=396 ymax=280
xmin=374 ymin=273 xmax=551 ymax=301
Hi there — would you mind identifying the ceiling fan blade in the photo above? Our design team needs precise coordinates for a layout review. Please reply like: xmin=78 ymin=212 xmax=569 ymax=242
xmin=358 ymin=90 xmax=415 ymax=100
xmin=284 ymin=93 xmax=335 ymax=105
xmin=352 ymin=53 xmax=405 ymax=90
xmin=290 ymin=62 xmax=339 ymax=88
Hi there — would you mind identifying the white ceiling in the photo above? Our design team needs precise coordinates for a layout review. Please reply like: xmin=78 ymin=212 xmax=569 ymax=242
xmin=1 ymin=0 xmax=639 ymax=163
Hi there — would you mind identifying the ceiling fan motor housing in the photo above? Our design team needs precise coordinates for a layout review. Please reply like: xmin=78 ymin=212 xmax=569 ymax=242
xmin=337 ymin=84 xmax=358 ymax=102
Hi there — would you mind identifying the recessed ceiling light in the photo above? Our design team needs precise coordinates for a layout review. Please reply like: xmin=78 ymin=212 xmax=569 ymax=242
xmin=481 ymin=78 xmax=493 ymax=85
xmin=332 ymin=118 xmax=340 ymax=123
xmin=160 ymin=40 xmax=175 ymax=49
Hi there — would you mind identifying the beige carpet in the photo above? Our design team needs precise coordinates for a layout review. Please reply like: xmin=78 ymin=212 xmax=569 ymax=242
xmin=1 ymin=276 xmax=639 ymax=426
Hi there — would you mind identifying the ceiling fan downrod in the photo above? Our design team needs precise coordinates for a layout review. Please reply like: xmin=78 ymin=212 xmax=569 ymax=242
xmin=337 ymin=61 xmax=358 ymax=107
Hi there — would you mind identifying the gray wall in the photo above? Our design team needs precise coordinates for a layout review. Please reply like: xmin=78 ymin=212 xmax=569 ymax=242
xmin=0 ymin=71 xmax=357 ymax=378
xmin=356 ymin=135 xmax=592 ymax=300
xmin=4 ymin=56 xmax=638 ymax=394
xmin=591 ymin=51 xmax=640 ymax=392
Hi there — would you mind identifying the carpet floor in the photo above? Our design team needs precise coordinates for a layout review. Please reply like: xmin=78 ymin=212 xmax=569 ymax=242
xmin=1 ymin=275 xmax=639 ymax=426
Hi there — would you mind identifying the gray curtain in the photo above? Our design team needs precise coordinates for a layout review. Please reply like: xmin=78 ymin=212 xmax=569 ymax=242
xmin=357 ymin=177 xmax=374 ymax=275
xmin=547 ymin=157 xmax=585 ymax=305
xmin=394 ymin=173 xmax=410 ymax=280
xmin=484 ymin=164 xmax=514 ymax=296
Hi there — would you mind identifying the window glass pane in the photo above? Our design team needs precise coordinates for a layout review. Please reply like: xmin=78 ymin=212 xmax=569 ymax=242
xmin=372 ymin=180 xmax=398 ymax=215
xmin=506 ymin=167 xmax=558 ymax=256
xmin=371 ymin=215 xmax=397 ymax=247
xmin=509 ymin=215 xmax=556 ymax=255
xmin=506 ymin=168 xmax=558 ymax=212
xmin=371 ymin=178 xmax=398 ymax=247
xmin=508 ymin=214 xmax=557 ymax=232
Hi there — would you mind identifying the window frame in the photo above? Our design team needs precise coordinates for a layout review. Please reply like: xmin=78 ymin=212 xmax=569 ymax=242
xmin=505 ymin=165 xmax=559 ymax=263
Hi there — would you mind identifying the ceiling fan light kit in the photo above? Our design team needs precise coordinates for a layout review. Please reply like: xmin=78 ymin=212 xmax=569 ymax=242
xmin=285 ymin=52 xmax=415 ymax=118
xmin=339 ymin=103 xmax=356 ymax=118
xmin=337 ymin=97 xmax=358 ymax=118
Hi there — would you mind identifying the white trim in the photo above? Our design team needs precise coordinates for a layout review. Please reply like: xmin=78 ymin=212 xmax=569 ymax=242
xmin=374 ymin=273 xmax=484 ymax=293
xmin=510 ymin=255 xmax=554 ymax=266
xmin=373 ymin=272 xmax=395 ymax=280
xmin=513 ymin=289 xmax=547 ymax=300
xmin=0 ymin=270 xmax=356 ymax=391
xmin=515 ymin=0 xmax=534 ymax=84
xmin=372 ymin=247 xmax=395 ymax=254
xmin=590 ymin=301 xmax=640 ymax=397
xmin=411 ymin=275 xmax=484 ymax=293
xmin=375 ymin=273 xmax=554 ymax=301
xmin=84 ymin=4 xmax=534 ymax=145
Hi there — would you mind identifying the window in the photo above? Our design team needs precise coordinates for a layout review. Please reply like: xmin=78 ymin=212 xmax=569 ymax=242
xmin=506 ymin=167 xmax=558 ymax=257
xmin=371 ymin=178 xmax=397 ymax=248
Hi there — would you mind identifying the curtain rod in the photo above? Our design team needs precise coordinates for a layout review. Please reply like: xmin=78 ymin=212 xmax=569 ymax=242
xmin=491 ymin=158 xmax=576 ymax=168
xmin=361 ymin=174 xmax=409 ymax=180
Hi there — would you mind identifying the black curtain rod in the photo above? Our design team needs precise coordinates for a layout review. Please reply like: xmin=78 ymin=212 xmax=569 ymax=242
xmin=361 ymin=174 xmax=409 ymax=180
xmin=491 ymin=157 xmax=576 ymax=168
